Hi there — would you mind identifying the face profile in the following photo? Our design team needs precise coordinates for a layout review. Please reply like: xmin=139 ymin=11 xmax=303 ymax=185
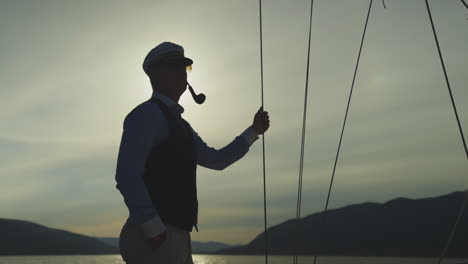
xmin=148 ymin=60 xmax=188 ymax=97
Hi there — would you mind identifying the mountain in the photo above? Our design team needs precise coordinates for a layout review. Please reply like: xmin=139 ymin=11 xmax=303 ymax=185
xmin=3 ymin=191 xmax=466 ymax=257
xmin=0 ymin=218 xmax=120 ymax=256
xmin=96 ymin=237 xmax=236 ymax=253
xmin=218 ymin=191 xmax=468 ymax=257
xmin=0 ymin=218 xmax=235 ymax=256
xmin=95 ymin=237 xmax=120 ymax=248
xmin=192 ymin=241 xmax=238 ymax=253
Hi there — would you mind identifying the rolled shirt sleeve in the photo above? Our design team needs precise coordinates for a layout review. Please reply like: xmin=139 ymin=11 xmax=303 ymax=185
xmin=241 ymin=126 xmax=260 ymax=145
xmin=194 ymin=125 xmax=259 ymax=170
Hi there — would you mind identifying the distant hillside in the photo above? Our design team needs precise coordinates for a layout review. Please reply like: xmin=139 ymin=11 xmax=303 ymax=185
xmin=191 ymin=241 xmax=239 ymax=253
xmin=218 ymin=191 xmax=468 ymax=257
xmin=0 ymin=219 xmax=120 ymax=256
xmin=96 ymin=237 xmax=236 ymax=253
xmin=0 ymin=218 xmax=236 ymax=256
xmin=96 ymin=237 xmax=120 ymax=248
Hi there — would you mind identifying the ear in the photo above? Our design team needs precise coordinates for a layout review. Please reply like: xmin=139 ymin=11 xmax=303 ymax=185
xmin=147 ymin=62 xmax=166 ymax=76
xmin=147 ymin=64 xmax=165 ymax=82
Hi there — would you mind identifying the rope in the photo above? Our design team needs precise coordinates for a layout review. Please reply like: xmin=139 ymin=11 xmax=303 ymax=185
xmin=438 ymin=191 xmax=468 ymax=264
xmin=293 ymin=0 xmax=314 ymax=263
xmin=460 ymin=0 xmax=468 ymax=9
xmin=424 ymin=1 xmax=468 ymax=159
xmin=423 ymin=0 xmax=468 ymax=263
xmin=313 ymin=1 xmax=374 ymax=263
xmin=258 ymin=0 xmax=268 ymax=263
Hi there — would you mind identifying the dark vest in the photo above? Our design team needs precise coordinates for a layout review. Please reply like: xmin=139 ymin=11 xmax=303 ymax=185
xmin=143 ymin=98 xmax=198 ymax=232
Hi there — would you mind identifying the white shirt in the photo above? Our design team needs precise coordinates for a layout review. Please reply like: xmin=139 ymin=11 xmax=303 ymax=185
xmin=115 ymin=91 xmax=259 ymax=238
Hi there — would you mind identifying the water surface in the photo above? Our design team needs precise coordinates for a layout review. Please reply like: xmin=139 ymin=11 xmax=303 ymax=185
xmin=0 ymin=255 xmax=466 ymax=264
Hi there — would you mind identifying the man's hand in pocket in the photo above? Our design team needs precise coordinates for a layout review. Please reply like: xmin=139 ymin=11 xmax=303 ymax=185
xmin=149 ymin=230 xmax=167 ymax=250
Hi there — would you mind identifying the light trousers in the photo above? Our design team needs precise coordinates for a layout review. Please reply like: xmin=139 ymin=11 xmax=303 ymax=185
xmin=119 ymin=218 xmax=194 ymax=264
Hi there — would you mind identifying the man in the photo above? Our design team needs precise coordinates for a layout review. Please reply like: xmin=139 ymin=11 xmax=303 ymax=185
xmin=115 ymin=41 xmax=270 ymax=264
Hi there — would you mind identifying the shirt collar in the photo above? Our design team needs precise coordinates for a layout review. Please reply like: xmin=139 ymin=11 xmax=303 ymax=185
xmin=151 ymin=91 xmax=185 ymax=114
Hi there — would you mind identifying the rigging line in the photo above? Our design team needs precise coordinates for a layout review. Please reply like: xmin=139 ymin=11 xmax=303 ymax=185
xmin=313 ymin=0 xmax=374 ymax=263
xmin=424 ymin=0 xmax=468 ymax=263
xmin=424 ymin=0 xmax=468 ymax=161
xmin=438 ymin=191 xmax=468 ymax=264
xmin=296 ymin=0 xmax=315 ymax=223
xmin=258 ymin=0 xmax=268 ymax=263
xmin=293 ymin=1 xmax=315 ymax=264
xmin=461 ymin=0 xmax=468 ymax=10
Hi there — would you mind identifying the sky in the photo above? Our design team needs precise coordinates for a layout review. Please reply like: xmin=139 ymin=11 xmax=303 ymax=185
xmin=0 ymin=0 xmax=467 ymax=245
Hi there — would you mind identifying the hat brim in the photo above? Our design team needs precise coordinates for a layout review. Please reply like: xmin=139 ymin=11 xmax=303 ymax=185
xmin=163 ymin=56 xmax=193 ymax=66
xmin=150 ymin=55 xmax=192 ymax=68
xmin=144 ymin=55 xmax=193 ymax=74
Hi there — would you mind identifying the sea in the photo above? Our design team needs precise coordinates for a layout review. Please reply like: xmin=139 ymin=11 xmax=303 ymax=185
xmin=0 ymin=255 xmax=467 ymax=264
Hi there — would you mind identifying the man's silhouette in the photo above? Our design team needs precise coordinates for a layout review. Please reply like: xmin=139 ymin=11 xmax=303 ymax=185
xmin=115 ymin=42 xmax=270 ymax=264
